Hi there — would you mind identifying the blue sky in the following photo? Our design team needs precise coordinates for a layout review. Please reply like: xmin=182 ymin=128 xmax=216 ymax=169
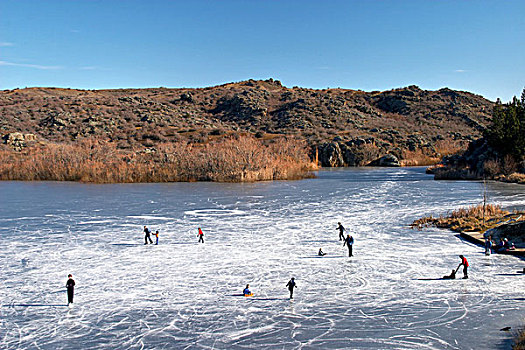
xmin=0 ymin=0 xmax=523 ymax=101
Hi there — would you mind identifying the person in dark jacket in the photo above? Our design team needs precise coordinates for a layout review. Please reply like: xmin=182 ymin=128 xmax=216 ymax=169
xmin=144 ymin=226 xmax=153 ymax=245
xmin=66 ymin=274 xmax=75 ymax=305
xmin=336 ymin=222 xmax=346 ymax=241
xmin=457 ymin=255 xmax=469 ymax=279
xmin=442 ymin=269 xmax=456 ymax=279
xmin=286 ymin=277 xmax=297 ymax=299
xmin=343 ymin=234 xmax=354 ymax=257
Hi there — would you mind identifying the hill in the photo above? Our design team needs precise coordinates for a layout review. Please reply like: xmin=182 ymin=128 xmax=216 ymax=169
xmin=0 ymin=79 xmax=494 ymax=167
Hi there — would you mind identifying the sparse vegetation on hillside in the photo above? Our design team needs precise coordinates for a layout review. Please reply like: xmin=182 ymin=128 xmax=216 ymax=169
xmin=0 ymin=136 xmax=316 ymax=183
xmin=0 ymin=80 xmax=494 ymax=168
xmin=430 ymin=88 xmax=525 ymax=183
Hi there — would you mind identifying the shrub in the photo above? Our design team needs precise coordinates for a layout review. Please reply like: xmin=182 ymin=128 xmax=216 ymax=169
xmin=0 ymin=136 xmax=316 ymax=183
xmin=483 ymin=159 xmax=501 ymax=177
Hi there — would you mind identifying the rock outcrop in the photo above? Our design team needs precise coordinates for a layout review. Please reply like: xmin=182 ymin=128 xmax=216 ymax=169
xmin=2 ymin=132 xmax=37 ymax=150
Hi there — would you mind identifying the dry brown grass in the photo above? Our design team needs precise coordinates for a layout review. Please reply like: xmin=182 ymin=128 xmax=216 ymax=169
xmin=400 ymin=149 xmax=441 ymax=166
xmin=411 ymin=204 xmax=525 ymax=233
xmin=499 ymin=173 xmax=525 ymax=184
xmin=401 ymin=140 xmax=466 ymax=166
xmin=434 ymin=140 xmax=466 ymax=156
xmin=0 ymin=136 xmax=317 ymax=183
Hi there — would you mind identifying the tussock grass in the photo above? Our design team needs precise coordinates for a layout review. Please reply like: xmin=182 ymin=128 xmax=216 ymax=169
xmin=0 ymin=136 xmax=317 ymax=183
xmin=499 ymin=173 xmax=525 ymax=184
xmin=411 ymin=204 xmax=525 ymax=233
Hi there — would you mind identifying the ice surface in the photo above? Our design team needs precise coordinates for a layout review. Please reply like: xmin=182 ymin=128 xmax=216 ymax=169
xmin=0 ymin=167 xmax=524 ymax=349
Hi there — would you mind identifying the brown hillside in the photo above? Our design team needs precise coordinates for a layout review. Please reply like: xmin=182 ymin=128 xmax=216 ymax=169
xmin=0 ymin=79 xmax=494 ymax=166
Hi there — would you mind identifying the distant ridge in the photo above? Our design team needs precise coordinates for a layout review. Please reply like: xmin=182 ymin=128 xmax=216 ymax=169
xmin=0 ymin=78 xmax=494 ymax=166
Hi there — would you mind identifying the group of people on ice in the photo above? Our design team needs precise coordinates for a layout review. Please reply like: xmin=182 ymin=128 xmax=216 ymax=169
xmin=484 ymin=235 xmax=516 ymax=255
xmin=143 ymin=225 xmax=206 ymax=245
xmin=143 ymin=226 xmax=159 ymax=245
xmin=318 ymin=222 xmax=354 ymax=257
xmin=65 ymin=220 xmax=477 ymax=305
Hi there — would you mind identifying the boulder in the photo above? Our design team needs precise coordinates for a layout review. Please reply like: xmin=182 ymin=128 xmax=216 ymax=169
xmin=369 ymin=154 xmax=400 ymax=167
xmin=2 ymin=132 xmax=37 ymax=150
xmin=319 ymin=142 xmax=344 ymax=167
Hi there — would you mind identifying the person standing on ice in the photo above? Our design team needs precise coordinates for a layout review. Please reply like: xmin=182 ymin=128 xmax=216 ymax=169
xmin=144 ymin=226 xmax=153 ymax=245
xmin=484 ymin=236 xmax=493 ymax=255
xmin=153 ymin=230 xmax=159 ymax=245
xmin=336 ymin=222 xmax=346 ymax=241
xmin=457 ymin=255 xmax=469 ymax=279
xmin=286 ymin=277 xmax=297 ymax=299
xmin=197 ymin=227 xmax=204 ymax=243
xmin=66 ymin=274 xmax=75 ymax=305
xmin=343 ymin=233 xmax=354 ymax=257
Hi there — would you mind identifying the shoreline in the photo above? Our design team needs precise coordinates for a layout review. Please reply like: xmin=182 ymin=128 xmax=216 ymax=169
xmin=459 ymin=231 xmax=525 ymax=257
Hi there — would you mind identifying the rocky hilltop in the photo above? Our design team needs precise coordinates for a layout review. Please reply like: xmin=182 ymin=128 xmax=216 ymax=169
xmin=0 ymin=79 xmax=494 ymax=166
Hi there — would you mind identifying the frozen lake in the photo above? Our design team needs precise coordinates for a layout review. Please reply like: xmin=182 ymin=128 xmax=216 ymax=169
xmin=1 ymin=167 xmax=524 ymax=349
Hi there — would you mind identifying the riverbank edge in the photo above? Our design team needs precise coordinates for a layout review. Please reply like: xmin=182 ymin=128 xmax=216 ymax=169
xmin=458 ymin=231 xmax=525 ymax=350
xmin=459 ymin=231 xmax=525 ymax=257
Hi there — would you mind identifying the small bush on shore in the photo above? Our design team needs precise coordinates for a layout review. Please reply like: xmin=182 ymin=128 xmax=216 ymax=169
xmin=0 ymin=136 xmax=317 ymax=183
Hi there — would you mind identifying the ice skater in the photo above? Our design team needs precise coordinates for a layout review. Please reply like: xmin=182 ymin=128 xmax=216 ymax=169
xmin=343 ymin=233 xmax=354 ymax=257
xmin=66 ymin=274 xmax=75 ymax=305
xmin=154 ymin=230 xmax=159 ymax=245
xmin=243 ymin=284 xmax=252 ymax=296
xmin=456 ymin=255 xmax=469 ymax=279
xmin=336 ymin=222 xmax=346 ymax=241
xmin=286 ymin=277 xmax=297 ymax=299
xmin=197 ymin=227 xmax=204 ymax=243
xmin=144 ymin=226 xmax=153 ymax=245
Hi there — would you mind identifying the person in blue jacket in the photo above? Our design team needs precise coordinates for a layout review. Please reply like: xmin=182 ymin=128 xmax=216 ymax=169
xmin=343 ymin=234 xmax=354 ymax=257
xmin=243 ymin=284 xmax=252 ymax=296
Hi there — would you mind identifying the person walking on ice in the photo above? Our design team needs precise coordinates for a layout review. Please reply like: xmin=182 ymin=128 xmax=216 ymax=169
xmin=144 ymin=226 xmax=153 ymax=245
xmin=154 ymin=230 xmax=159 ymax=245
xmin=66 ymin=274 xmax=75 ymax=306
xmin=286 ymin=277 xmax=297 ymax=299
xmin=456 ymin=255 xmax=469 ymax=279
xmin=197 ymin=227 xmax=204 ymax=243
xmin=336 ymin=222 xmax=346 ymax=241
xmin=343 ymin=233 xmax=354 ymax=257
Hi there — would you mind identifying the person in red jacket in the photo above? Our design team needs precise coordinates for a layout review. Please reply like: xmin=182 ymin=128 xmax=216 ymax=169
xmin=197 ymin=227 xmax=204 ymax=243
xmin=457 ymin=255 xmax=469 ymax=279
